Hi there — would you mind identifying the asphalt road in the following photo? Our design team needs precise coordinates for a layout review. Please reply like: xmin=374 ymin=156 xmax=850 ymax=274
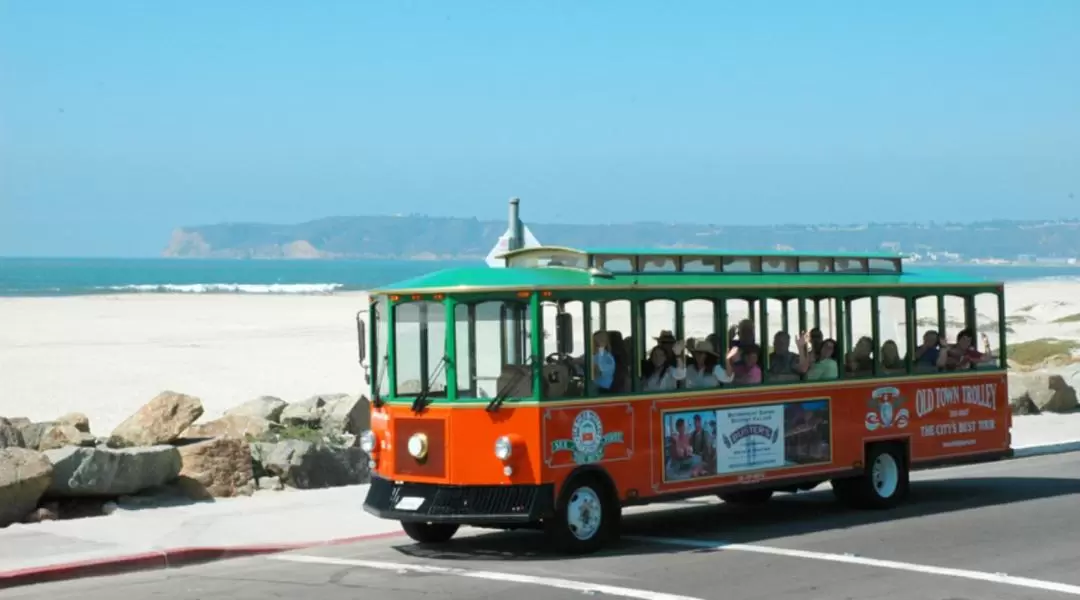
xmin=9 ymin=452 xmax=1080 ymax=600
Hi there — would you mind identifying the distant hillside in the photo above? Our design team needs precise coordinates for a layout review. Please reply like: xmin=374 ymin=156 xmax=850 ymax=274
xmin=163 ymin=215 xmax=1080 ymax=264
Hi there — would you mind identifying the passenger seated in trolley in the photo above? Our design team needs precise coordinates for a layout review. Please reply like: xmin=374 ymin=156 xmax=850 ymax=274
xmin=768 ymin=331 xmax=806 ymax=382
xmin=642 ymin=330 xmax=677 ymax=375
xmin=798 ymin=330 xmax=840 ymax=381
xmin=880 ymin=340 xmax=905 ymax=374
xmin=673 ymin=339 xmax=731 ymax=388
xmin=642 ymin=344 xmax=679 ymax=391
xmin=728 ymin=319 xmax=756 ymax=348
xmin=913 ymin=330 xmax=942 ymax=372
xmin=937 ymin=328 xmax=996 ymax=370
xmin=846 ymin=336 xmax=875 ymax=376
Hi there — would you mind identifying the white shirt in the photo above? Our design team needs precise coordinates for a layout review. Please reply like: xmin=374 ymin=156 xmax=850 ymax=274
xmin=674 ymin=362 xmax=733 ymax=388
xmin=643 ymin=368 xmax=679 ymax=392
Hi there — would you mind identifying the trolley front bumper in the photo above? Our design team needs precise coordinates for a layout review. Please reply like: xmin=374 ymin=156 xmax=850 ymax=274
xmin=363 ymin=476 xmax=555 ymax=524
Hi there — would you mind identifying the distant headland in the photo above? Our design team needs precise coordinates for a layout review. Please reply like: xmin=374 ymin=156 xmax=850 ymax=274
xmin=163 ymin=215 xmax=1080 ymax=266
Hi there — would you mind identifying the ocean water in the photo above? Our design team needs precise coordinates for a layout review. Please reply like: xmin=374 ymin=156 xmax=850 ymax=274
xmin=0 ymin=257 xmax=1077 ymax=297
xmin=0 ymin=257 xmax=481 ymax=297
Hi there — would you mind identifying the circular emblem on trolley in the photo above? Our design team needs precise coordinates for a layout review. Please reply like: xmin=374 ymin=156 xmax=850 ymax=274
xmin=572 ymin=410 xmax=604 ymax=457
xmin=550 ymin=408 xmax=624 ymax=465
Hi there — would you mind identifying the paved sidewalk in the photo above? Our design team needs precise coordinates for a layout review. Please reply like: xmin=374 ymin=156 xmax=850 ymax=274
xmin=0 ymin=484 xmax=401 ymax=587
xmin=2 ymin=413 xmax=1079 ymax=589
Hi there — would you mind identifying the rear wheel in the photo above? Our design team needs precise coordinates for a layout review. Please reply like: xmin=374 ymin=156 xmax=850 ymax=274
xmin=832 ymin=443 xmax=909 ymax=509
xmin=718 ymin=489 xmax=774 ymax=505
xmin=544 ymin=473 xmax=620 ymax=555
xmin=401 ymin=521 xmax=460 ymax=544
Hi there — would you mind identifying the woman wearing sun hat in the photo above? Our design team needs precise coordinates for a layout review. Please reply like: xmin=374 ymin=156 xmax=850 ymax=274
xmin=673 ymin=338 xmax=735 ymax=388
xmin=642 ymin=330 xmax=678 ymax=375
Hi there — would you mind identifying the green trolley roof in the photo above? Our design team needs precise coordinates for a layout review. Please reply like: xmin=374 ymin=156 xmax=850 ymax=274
xmin=372 ymin=245 xmax=1002 ymax=296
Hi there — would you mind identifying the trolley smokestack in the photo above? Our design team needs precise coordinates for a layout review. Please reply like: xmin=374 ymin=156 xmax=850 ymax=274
xmin=507 ymin=197 xmax=524 ymax=252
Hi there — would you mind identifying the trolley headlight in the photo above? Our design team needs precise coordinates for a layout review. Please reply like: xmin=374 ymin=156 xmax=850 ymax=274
xmin=359 ymin=430 xmax=377 ymax=453
xmin=407 ymin=433 xmax=429 ymax=460
xmin=494 ymin=435 xmax=513 ymax=461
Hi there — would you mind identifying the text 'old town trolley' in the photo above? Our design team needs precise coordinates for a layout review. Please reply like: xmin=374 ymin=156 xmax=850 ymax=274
xmin=357 ymin=231 xmax=1011 ymax=553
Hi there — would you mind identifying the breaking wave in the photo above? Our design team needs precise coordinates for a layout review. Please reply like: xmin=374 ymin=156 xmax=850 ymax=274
xmin=101 ymin=283 xmax=349 ymax=294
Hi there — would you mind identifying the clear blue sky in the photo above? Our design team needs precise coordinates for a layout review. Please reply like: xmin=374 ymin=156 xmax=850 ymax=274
xmin=1 ymin=0 xmax=1078 ymax=257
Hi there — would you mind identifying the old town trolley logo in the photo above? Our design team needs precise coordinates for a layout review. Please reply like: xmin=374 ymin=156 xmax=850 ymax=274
xmin=550 ymin=409 xmax=624 ymax=464
xmin=866 ymin=386 xmax=910 ymax=430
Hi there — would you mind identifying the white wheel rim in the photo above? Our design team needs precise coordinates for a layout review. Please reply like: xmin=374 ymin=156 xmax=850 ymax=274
xmin=566 ymin=485 xmax=602 ymax=541
xmin=871 ymin=453 xmax=899 ymax=498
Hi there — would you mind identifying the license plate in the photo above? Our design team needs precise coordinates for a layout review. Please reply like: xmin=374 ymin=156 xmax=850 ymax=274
xmin=395 ymin=496 xmax=425 ymax=511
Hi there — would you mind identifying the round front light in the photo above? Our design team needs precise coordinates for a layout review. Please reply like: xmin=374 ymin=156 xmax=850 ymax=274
xmin=359 ymin=430 xmax=376 ymax=453
xmin=494 ymin=435 xmax=513 ymax=461
xmin=408 ymin=433 xmax=429 ymax=460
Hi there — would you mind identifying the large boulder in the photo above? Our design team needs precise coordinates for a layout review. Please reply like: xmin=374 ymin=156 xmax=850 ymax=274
xmin=56 ymin=412 xmax=91 ymax=433
xmin=0 ymin=418 xmax=24 ymax=449
xmin=1009 ymin=394 xmax=1040 ymax=416
xmin=109 ymin=391 xmax=204 ymax=447
xmin=45 ymin=445 xmax=183 ymax=497
xmin=14 ymin=421 xmax=94 ymax=451
xmin=17 ymin=422 xmax=52 ymax=451
xmin=175 ymin=437 xmax=255 ymax=499
xmin=37 ymin=424 xmax=96 ymax=451
xmin=1008 ymin=372 xmax=1079 ymax=413
xmin=319 ymin=394 xmax=369 ymax=436
xmin=255 ymin=439 xmax=368 ymax=489
xmin=0 ymin=448 xmax=54 ymax=527
xmin=6 ymin=417 xmax=31 ymax=429
xmin=280 ymin=393 xmax=347 ymax=428
xmin=225 ymin=396 xmax=287 ymax=423
xmin=185 ymin=414 xmax=274 ymax=440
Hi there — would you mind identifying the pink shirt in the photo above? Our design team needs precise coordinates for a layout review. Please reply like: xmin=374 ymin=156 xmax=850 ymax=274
xmin=734 ymin=364 xmax=762 ymax=384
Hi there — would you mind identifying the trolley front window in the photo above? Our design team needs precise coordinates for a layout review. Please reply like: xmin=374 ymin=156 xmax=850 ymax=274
xmin=393 ymin=301 xmax=448 ymax=397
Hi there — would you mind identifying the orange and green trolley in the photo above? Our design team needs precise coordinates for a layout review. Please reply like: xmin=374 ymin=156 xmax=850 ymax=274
xmin=358 ymin=245 xmax=1011 ymax=553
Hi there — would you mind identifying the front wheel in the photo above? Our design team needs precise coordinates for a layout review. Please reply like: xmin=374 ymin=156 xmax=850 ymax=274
xmin=832 ymin=443 xmax=909 ymax=509
xmin=544 ymin=474 xmax=619 ymax=555
xmin=401 ymin=521 xmax=460 ymax=544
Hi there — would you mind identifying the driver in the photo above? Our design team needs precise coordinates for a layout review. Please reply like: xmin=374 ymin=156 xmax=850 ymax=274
xmin=568 ymin=330 xmax=617 ymax=393
xmin=591 ymin=330 xmax=617 ymax=394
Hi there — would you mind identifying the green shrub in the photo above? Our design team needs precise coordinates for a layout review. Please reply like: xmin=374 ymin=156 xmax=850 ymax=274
xmin=1006 ymin=338 xmax=1080 ymax=366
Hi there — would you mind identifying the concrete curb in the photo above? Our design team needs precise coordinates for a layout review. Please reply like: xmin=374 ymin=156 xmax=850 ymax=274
xmin=0 ymin=530 xmax=405 ymax=590
xmin=1011 ymin=441 xmax=1080 ymax=459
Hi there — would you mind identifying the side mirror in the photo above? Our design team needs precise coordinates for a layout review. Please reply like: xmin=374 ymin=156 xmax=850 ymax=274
xmin=556 ymin=313 xmax=574 ymax=355
xmin=356 ymin=311 xmax=367 ymax=363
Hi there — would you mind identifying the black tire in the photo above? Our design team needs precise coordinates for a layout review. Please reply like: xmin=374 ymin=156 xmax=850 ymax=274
xmin=400 ymin=521 xmax=460 ymax=544
xmin=718 ymin=489 xmax=774 ymax=505
xmin=831 ymin=443 xmax=909 ymax=509
xmin=544 ymin=473 xmax=620 ymax=555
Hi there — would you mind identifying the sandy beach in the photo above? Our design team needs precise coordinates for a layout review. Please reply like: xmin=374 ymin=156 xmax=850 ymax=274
xmin=2 ymin=281 xmax=1079 ymax=434
xmin=0 ymin=293 xmax=369 ymax=432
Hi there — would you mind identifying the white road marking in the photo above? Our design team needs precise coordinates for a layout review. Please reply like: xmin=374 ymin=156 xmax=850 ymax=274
xmin=630 ymin=536 xmax=1080 ymax=596
xmin=270 ymin=553 xmax=704 ymax=600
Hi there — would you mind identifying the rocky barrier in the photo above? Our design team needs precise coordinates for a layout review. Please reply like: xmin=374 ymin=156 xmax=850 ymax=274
xmin=0 ymin=391 xmax=371 ymax=527
xmin=2 ymin=370 xmax=1078 ymax=528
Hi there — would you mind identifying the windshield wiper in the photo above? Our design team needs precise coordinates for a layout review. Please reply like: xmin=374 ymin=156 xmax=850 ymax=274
xmin=371 ymin=355 xmax=387 ymax=408
xmin=486 ymin=355 xmax=535 ymax=413
xmin=411 ymin=355 xmax=448 ymax=413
